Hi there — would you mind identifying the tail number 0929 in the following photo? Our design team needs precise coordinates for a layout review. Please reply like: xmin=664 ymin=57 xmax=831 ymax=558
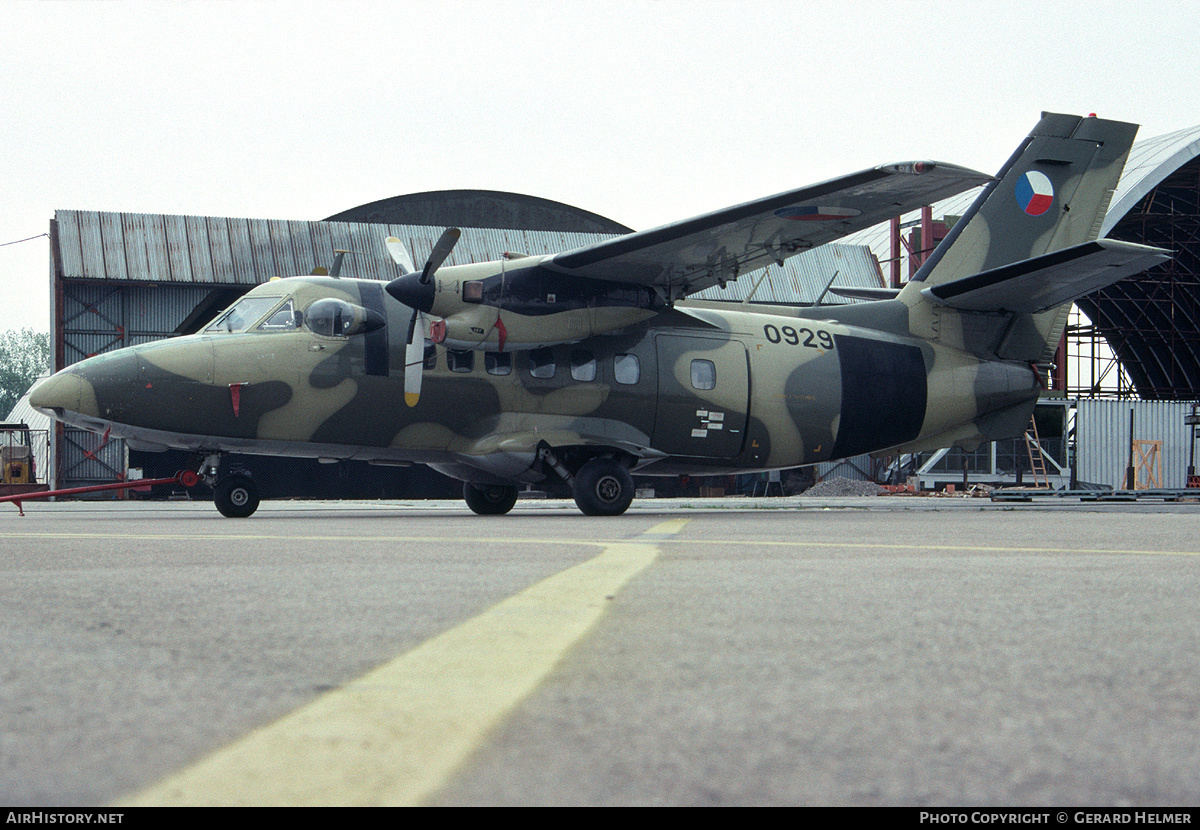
xmin=763 ymin=324 xmax=834 ymax=350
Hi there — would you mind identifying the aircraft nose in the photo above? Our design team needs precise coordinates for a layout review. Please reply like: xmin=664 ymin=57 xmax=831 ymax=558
xmin=28 ymin=369 xmax=100 ymax=418
xmin=29 ymin=350 xmax=139 ymax=422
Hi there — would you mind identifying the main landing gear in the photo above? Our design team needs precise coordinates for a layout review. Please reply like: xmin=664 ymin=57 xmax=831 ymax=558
xmin=462 ymin=452 xmax=636 ymax=517
xmin=572 ymin=457 xmax=635 ymax=516
xmin=463 ymin=482 xmax=518 ymax=515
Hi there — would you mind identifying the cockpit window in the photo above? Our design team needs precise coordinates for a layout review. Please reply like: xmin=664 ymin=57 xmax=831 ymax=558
xmin=205 ymin=297 xmax=286 ymax=333
xmin=258 ymin=298 xmax=300 ymax=331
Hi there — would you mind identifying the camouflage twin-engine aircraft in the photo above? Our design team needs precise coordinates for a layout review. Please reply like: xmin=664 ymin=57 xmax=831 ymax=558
xmin=30 ymin=113 xmax=1168 ymax=517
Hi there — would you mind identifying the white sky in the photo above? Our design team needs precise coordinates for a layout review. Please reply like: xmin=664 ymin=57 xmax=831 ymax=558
xmin=3 ymin=0 xmax=1198 ymax=332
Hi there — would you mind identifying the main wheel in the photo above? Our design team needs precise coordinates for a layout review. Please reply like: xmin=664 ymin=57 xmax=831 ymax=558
xmin=214 ymin=474 xmax=260 ymax=518
xmin=463 ymin=482 xmax=519 ymax=515
xmin=572 ymin=458 xmax=634 ymax=516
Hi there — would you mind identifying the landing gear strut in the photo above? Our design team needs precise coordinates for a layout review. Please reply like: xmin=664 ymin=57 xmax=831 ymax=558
xmin=198 ymin=455 xmax=259 ymax=518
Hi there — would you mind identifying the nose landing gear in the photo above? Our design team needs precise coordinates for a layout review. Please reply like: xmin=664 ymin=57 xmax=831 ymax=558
xmin=200 ymin=454 xmax=260 ymax=518
xmin=213 ymin=473 xmax=260 ymax=518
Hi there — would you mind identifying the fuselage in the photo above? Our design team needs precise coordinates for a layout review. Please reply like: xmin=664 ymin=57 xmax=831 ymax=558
xmin=29 ymin=275 xmax=1040 ymax=487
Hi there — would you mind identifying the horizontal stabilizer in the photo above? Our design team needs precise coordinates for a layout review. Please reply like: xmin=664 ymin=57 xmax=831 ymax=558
xmin=921 ymin=239 xmax=1170 ymax=314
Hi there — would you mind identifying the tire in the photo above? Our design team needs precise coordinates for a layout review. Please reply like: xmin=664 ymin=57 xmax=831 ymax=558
xmin=572 ymin=458 xmax=634 ymax=516
xmin=214 ymin=474 xmax=260 ymax=518
xmin=463 ymin=482 xmax=518 ymax=515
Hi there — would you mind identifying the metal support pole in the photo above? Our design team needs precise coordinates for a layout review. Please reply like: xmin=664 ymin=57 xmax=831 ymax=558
xmin=890 ymin=216 xmax=902 ymax=288
xmin=1126 ymin=407 xmax=1136 ymax=491
xmin=1185 ymin=404 xmax=1199 ymax=487
xmin=919 ymin=205 xmax=933 ymax=270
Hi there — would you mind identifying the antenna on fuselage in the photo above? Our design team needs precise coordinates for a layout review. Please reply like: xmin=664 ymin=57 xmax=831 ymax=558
xmin=311 ymin=249 xmax=354 ymax=277
xmin=813 ymin=270 xmax=839 ymax=307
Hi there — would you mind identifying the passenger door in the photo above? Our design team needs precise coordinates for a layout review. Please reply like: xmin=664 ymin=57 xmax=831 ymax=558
xmin=652 ymin=335 xmax=750 ymax=459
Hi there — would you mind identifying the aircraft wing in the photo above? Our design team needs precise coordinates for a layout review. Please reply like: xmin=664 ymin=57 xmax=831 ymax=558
xmin=922 ymin=239 xmax=1171 ymax=314
xmin=827 ymin=286 xmax=902 ymax=302
xmin=544 ymin=162 xmax=991 ymax=298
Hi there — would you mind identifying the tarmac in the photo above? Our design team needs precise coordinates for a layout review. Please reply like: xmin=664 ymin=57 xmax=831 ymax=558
xmin=2 ymin=493 xmax=1198 ymax=806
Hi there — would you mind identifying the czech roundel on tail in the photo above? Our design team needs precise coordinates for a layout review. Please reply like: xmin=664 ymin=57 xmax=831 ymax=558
xmin=30 ymin=113 xmax=1170 ymax=516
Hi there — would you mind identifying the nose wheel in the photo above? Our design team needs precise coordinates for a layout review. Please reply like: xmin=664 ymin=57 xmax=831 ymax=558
xmin=213 ymin=473 xmax=260 ymax=518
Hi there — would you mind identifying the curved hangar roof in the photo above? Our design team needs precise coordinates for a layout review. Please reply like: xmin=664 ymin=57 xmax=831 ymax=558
xmin=325 ymin=189 xmax=635 ymax=235
xmin=1079 ymin=125 xmax=1200 ymax=400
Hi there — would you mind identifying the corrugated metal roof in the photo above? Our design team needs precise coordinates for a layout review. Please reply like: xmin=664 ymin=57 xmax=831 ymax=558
xmin=1102 ymin=124 xmax=1200 ymax=237
xmin=54 ymin=209 xmax=885 ymax=302
xmin=54 ymin=210 xmax=623 ymax=285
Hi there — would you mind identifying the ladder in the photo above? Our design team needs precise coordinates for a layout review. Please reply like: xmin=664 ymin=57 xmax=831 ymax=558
xmin=1023 ymin=415 xmax=1050 ymax=488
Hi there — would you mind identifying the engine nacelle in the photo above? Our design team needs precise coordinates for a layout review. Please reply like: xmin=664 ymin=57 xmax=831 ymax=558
xmin=432 ymin=305 xmax=659 ymax=351
xmin=388 ymin=259 xmax=664 ymax=351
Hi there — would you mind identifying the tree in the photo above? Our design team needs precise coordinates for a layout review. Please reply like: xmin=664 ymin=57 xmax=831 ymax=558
xmin=0 ymin=329 xmax=51 ymax=419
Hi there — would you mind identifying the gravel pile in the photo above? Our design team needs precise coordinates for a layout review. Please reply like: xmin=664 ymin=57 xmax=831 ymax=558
xmin=801 ymin=477 xmax=886 ymax=497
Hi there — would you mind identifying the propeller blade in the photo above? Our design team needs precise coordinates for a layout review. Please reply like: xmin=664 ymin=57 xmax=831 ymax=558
xmin=385 ymin=237 xmax=416 ymax=274
xmin=421 ymin=227 xmax=461 ymax=285
xmin=404 ymin=312 xmax=426 ymax=407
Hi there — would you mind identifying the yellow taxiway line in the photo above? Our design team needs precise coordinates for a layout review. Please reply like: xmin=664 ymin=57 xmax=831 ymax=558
xmin=117 ymin=518 xmax=689 ymax=807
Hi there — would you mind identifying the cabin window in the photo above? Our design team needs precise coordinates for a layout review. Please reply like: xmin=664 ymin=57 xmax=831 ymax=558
xmin=447 ymin=349 xmax=474 ymax=373
xmin=691 ymin=359 xmax=716 ymax=390
xmin=529 ymin=347 xmax=555 ymax=379
xmin=486 ymin=352 xmax=512 ymax=375
xmin=463 ymin=281 xmax=484 ymax=303
xmin=570 ymin=349 xmax=596 ymax=382
xmin=614 ymin=353 xmax=640 ymax=385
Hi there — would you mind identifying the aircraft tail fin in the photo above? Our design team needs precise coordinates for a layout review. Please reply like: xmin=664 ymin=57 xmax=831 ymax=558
xmin=908 ymin=113 xmax=1139 ymax=289
xmin=897 ymin=113 xmax=1153 ymax=363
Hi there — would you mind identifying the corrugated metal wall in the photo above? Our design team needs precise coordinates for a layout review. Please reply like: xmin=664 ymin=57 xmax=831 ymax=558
xmin=60 ymin=283 xmax=212 ymax=362
xmin=55 ymin=210 xmax=615 ymax=284
xmin=1075 ymin=399 xmax=1200 ymax=489
xmin=55 ymin=210 xmax=622 ymax=283
xmin=55 ymin=209 xmax=883 ymax=300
